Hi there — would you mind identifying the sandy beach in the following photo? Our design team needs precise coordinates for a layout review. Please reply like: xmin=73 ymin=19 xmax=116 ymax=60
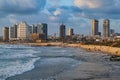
xmin=56 ymin=52 xmax=120 ymax=80
xmin=5 ymin=45 xmax=120 ymax=80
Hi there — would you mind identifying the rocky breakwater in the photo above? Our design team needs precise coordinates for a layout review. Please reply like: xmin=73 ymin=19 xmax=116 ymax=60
xmin=80 ymin=45 xmax=120 ymax=56
xmin=23 ymin=42 xmax=120 ymax=56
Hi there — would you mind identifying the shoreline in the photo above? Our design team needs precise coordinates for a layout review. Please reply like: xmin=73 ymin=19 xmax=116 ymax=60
xmin=4 ymin=42 xmax=120 ymax=80
xmin=22 ymin=42 xmax=120 ymax=56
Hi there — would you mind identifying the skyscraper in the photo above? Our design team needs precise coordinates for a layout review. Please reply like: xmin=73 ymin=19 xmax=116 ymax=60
xmin=110 ymin=29 xmax=115 ymax=36
xmin=2 ymin=27 xmax=9 ymax=41
xmin=92 ymin=19 xmax=99 ymax=36
xmin=37 ymin=23 xmax=48 ymax=40
xmin=103 ymin=19 xmax=110 ymax=37
xmin=17 ymin=21 xmax=30 ymax=40
xmin=29 ymin=24 xmax=37 ymax=34
xmin=9 ymin=24 xmax=18 ymax=40
xmin=67 ymin=28 xmax=74 ymax=36
xmin=60 ymin=24 xmax=66 ymax=39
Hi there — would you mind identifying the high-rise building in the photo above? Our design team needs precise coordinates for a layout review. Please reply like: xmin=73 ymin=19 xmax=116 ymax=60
xmin=17 ymin=21 xmax=30 ymax=40
xmin=29 ymin=24 xmax=37 ymax=34
xmin=2 ymin=27 xmax=9 ymax=41
xmin=9 ymin=24 xmax=18 ymax=40
xmin=37 ymin=23 xmax=47 ymax=40
xmin=110 ymin=29 xmax=115 ymax=36
xmin=60 ymin=24 xmax=66 ymax=39
xmin=92 ymin=19 xmax=99 ymax=36
xmin=103 ymin=19 xmax=110 ymax=37
xmin=67 ymin=28 xmax=74 ymax=36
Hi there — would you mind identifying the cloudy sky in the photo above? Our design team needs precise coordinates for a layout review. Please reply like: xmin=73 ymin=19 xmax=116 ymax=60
xmin=0 ymin=0 xmax=120 ymax=36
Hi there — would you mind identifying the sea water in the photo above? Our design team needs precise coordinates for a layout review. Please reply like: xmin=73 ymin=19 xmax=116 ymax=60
xmin=0 ymin=44 xmax=80 ymax=80
xmin=0 ymin=44 xmax=40 ymax=80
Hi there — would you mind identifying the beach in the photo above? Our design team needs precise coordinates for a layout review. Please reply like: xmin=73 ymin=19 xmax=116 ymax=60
xmin=23 ymin=42 xmax=120 ymax=56
xmin=5 ymin=43 xmax=120 ymax=80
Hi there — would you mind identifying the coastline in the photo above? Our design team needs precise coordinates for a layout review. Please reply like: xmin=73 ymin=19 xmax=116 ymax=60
xmin=4 ymin=42 xmax=120 ymax=80
xmin=23 ymin=42 xmax=120 ymax=56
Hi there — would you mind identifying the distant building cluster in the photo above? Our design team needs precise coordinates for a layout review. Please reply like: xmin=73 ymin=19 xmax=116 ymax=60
xmin=59 ymin=24 xmax=74 ymax=39
xmin=2 ymin=21 xmax=47 ymax=42
xmin=1 ymin=19 xmax=120 ymax=43
xmin=91 ymin=19 xmax=120 ymax=42
xmin=91 ymin=19 xmax=115 ymax=38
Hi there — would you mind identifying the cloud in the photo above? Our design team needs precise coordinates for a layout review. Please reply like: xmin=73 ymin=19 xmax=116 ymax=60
xmin=0 ymin=0 xmax=120 ymax=35
xmin=53 ymin=9 xmax=61 ymax=16
xmin=74 ymin=0 xmax=102 ymax=8
xmin=73 ymin=0 xmax=120 ymax=19
xmin=0 ymin=0 xmax=46 ymax=15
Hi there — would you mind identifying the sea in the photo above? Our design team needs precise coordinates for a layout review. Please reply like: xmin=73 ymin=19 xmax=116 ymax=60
xmin=0 ymin=44 xmax=81 ymax=80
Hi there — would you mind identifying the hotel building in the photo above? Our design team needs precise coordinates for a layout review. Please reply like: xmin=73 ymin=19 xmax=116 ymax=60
xmin=17 ymin=21 xmax=30 ymax=40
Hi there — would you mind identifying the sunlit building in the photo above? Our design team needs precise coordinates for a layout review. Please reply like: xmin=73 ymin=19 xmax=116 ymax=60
xmin=103 ymin=19 xmax=110 ymax=37
xmin=67 ymin=28 xmax=74 ymax=36
xmin=91 ymin=19 xmax=99 ymax=36
xmin=17 ymin=21 xmax=30 ymax=40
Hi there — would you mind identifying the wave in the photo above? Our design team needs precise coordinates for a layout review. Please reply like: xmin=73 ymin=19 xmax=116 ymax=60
xmin=0 ymin=44 xmax=32 ymax=50
xmin=0 ymin=57 xmax=40 ymax=80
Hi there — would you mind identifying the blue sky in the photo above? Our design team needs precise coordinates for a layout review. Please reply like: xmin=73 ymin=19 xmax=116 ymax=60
xmin=0 ymin=0 xmax=120 ymax=36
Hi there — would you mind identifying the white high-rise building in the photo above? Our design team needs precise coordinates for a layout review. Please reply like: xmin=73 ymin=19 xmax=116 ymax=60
xmin=17 ymin=21 xmax=30 ymax=40
xmin=67 ymin=28 xmax=73 ymax=36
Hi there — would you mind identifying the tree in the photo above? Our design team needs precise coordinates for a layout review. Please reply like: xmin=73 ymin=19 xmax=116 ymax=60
xmin=30 ymin=33 xmax=39 ymax=42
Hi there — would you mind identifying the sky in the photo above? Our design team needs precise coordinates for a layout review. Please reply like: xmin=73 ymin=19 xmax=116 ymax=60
xmin=0 ymin=0 xmax=120 ymax=36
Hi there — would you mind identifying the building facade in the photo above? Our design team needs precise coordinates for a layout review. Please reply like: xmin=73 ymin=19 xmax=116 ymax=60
xmin=29 ymin=24 xmax=37 ymax=34
xmin=17 ymin=21 xmax=30 ymax=40
xmin=9 ymin=24 xmax=18 ymax=40
xmin=103 ymin=19 xmax=110 ymax=37
xmin=92 ymin=19 xmax=99 ymax=36
xmin=60 ymin=24 xmax=66 ymax=39
xmin=67 ymin=28 xmax=74 ymax=36
xmin=110 ymin=29 xmax=115 ymax=37
xmin=37 ymin=23 xmax=48 ymax=40
xmin=2 ymin=27 xmax=9 ymax=41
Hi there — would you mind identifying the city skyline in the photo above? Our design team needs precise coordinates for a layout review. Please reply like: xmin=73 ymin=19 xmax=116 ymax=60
xmin=0 ymin=0 xmax=120 ymax=36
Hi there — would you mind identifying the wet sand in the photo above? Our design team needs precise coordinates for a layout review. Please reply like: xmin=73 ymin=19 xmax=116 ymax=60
xmin=56 ymin=51 xmax=120 ymax=80
xmin=6 ymin=48 xmax=120 ymax=80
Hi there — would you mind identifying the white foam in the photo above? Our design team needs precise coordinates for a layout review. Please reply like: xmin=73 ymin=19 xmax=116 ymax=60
xmin=0 ymin=57 xmax=40 ymax=80
xmin=0 ymin=44 xmax=32 ymax=49
xmin=0 ymin=51 xmax=36 ymax=59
